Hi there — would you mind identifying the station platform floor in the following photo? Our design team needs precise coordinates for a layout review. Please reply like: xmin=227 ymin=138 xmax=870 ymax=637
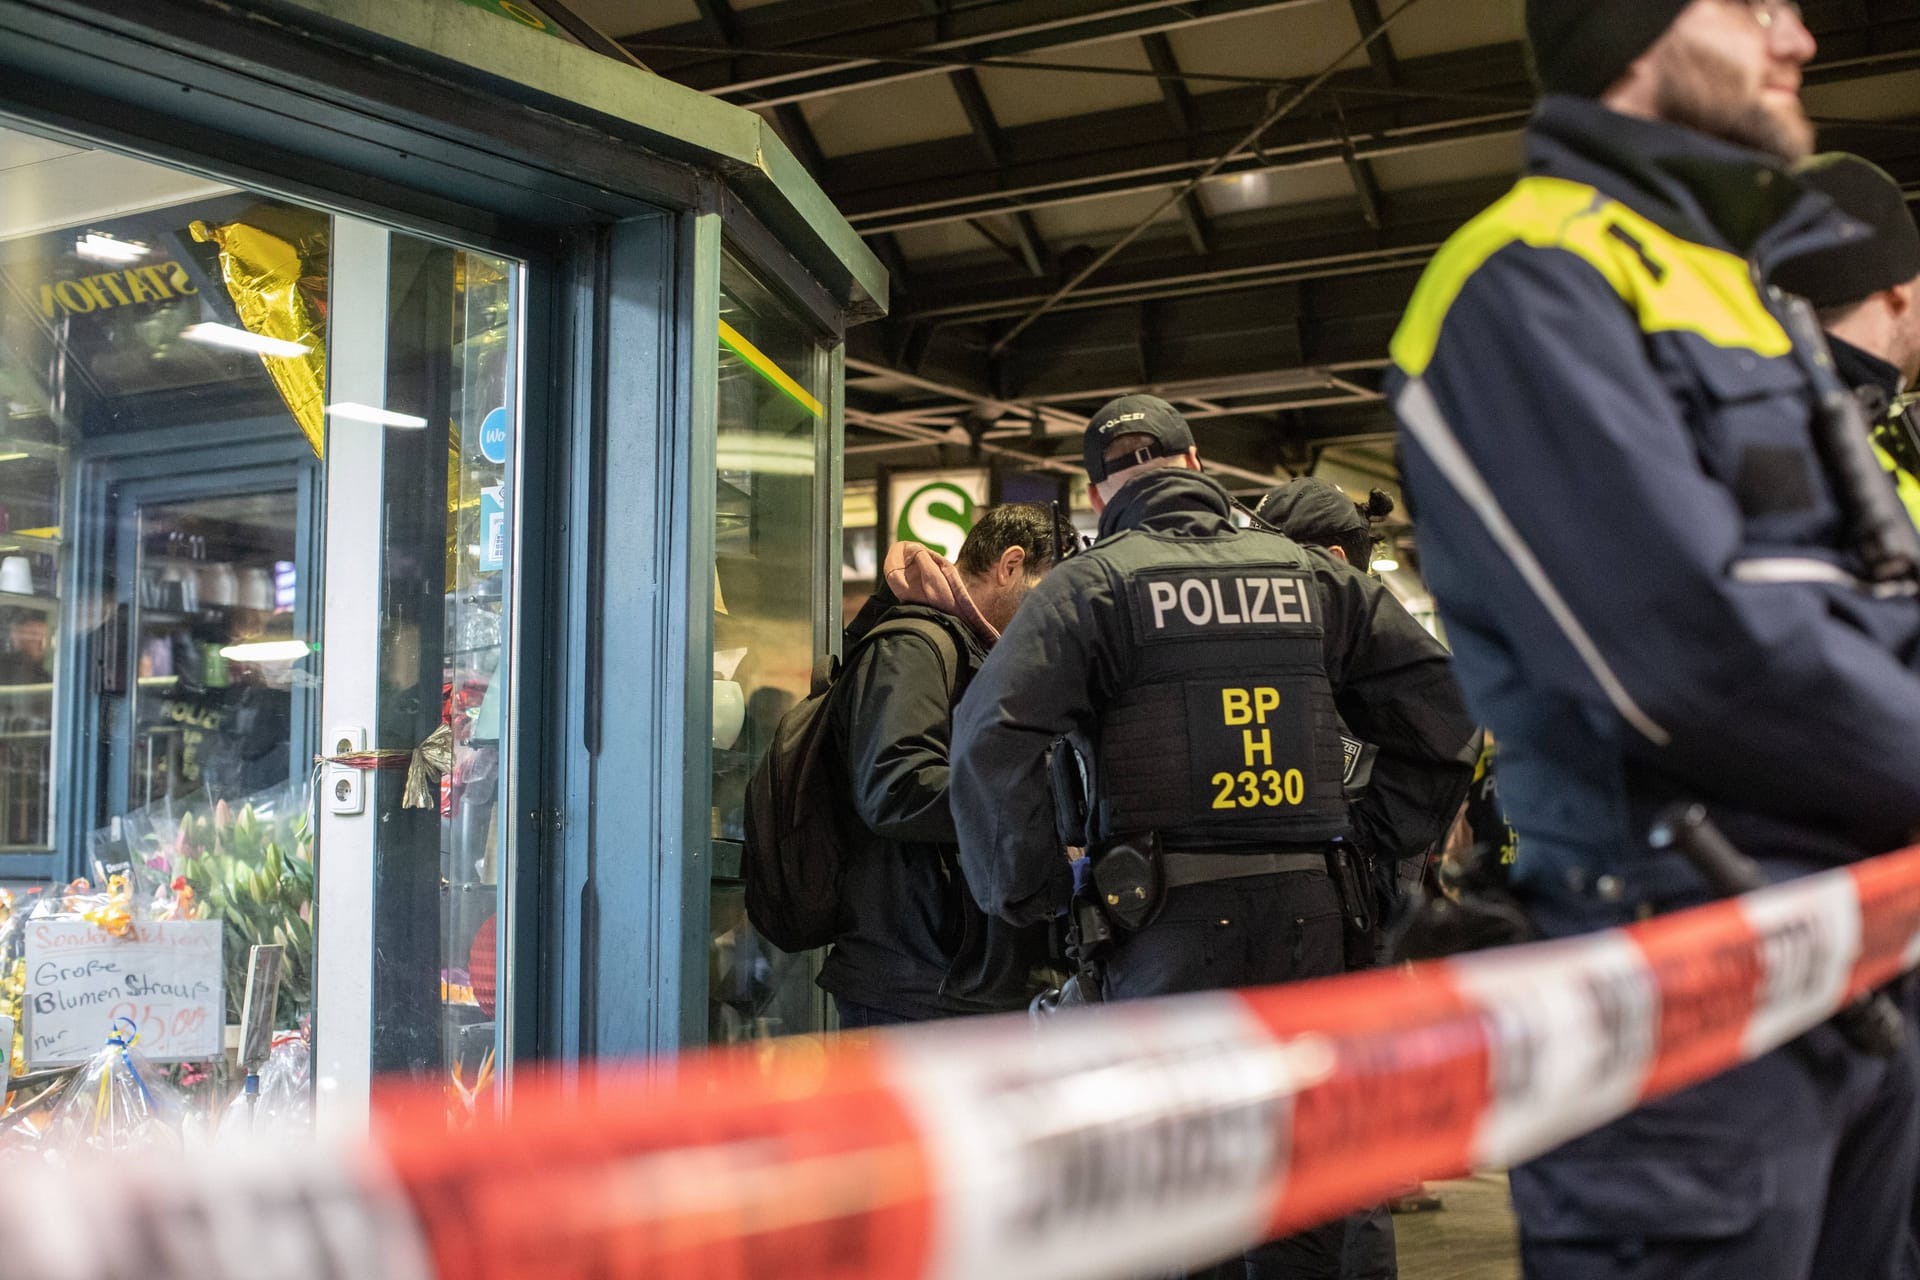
xmin=1392 ymin=1172 xmax=1519 ymax=1280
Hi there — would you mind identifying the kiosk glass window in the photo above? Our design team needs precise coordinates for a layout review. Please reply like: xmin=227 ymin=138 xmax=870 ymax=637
xmin=708 ymin=251 xmax=827 ymax=1045
xmin=0 ymin=120 xmax=523 ymax=1124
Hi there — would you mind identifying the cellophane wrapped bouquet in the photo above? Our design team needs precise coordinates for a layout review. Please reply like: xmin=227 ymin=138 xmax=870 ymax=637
xmin=40 ymin=1016 xmax=185 ymax=1158
xmin=217 ymin=1028 xmax=312 ymax=1142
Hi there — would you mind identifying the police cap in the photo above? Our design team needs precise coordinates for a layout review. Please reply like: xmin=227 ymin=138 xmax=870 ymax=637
xmin=1083 ymin=394 xmax=1195 ymax=482
xmin=1256 ymin=478 xmax=1370 ymax=555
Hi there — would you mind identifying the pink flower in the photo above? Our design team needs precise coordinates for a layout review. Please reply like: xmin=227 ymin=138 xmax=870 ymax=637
xmin=213 ymin=800 xmax=232 ymax=832
xmin=145 ymin=854 xmax=168 ymax=871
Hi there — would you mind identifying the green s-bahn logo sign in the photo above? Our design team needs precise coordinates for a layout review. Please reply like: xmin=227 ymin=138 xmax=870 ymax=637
xmin=894 ymin=479 xmax=978 ymax=561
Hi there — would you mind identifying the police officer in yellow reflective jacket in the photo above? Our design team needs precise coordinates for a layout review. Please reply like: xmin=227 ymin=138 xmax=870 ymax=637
xmin=950 ymin=396 xmax=1475 ymax=1280
xmin=1388 ymin=2 xmax=1920 ymax=1276
xmin=1773 ymin=153 xmax=1920 ymax=528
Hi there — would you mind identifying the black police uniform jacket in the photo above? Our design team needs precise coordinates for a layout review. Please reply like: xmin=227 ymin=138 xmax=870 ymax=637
xmin=949 ymin=467 xmax=1476 ymax=927
xmin=1388 ymin=94 xmax=1920 ymax=921
xmin=820 ymin=595 xmax=1050 ymax=1018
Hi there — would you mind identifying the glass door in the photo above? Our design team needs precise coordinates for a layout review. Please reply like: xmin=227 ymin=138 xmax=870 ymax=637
xmin=113 ymin=483 xmax=310 ymax=817
xmin=0 ymin=117 xmax=528 ymax=1141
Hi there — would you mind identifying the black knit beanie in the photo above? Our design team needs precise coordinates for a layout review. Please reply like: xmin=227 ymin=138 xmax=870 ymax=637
xmin=1526 ymin=0 xmax=1691 ymax=98
xmin=1773 ymin=154 xmax=1920 ymax=309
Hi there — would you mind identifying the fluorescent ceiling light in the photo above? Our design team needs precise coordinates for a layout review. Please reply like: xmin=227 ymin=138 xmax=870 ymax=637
xmin=1370 ymin=557 xmax=1400 ymax=573
xmin=716 ymin=433 xmax=815 ymax=476
xmin=181 ymin=323 xmax=311 ymax=358
xmin=0 ymin=453 xmax=32 ymax=465
xmin=325 ymin=402 xmax=428 ymax=428
xmin=74 ymin=233 xmax=149 ymax=264
xmin=218 ymin=640 xmax=312 ymax=663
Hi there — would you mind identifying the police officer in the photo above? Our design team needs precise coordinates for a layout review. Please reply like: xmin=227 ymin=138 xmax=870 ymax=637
xmin=1255 ymin=478 xmax=1470 ymax=915
xmin=949 ymin=395 xmax=1475 ymax=1280
xmin=1387 ymin=1 xmax=1920 ymax=1275
xmin=1772 ymin=153 xmax=1920 ymax=525
xmin=1257 ymin=475 xmax=1473 ymax=1280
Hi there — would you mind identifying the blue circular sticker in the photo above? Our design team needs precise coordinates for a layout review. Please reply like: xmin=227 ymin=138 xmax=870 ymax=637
xmin=479 ymin=406 xmax=510 ymax=465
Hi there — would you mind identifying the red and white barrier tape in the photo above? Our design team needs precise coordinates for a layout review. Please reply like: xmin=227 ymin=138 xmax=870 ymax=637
xmin=11 ymin=846 xmax=1920 ymax=1280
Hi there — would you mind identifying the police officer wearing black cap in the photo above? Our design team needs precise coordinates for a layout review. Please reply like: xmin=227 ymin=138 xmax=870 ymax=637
xmin=1257 ymin=476 xmax=1472 ymax=1280
xmin=949 ymin=396 xmax=1475 ymax=1279
xmin=1773 ymin=153 xmax=1920 ymax=525
xmin=1256 ymin=478 xmax=1473 ymax=919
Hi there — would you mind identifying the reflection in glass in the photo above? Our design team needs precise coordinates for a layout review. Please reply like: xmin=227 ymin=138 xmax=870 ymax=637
xmin=0 ymin=120 xmax=525 ymax=1138
xmin=435 ymin=248 xmax=520 ymax=1118
xmin=0 ymin=122 xmax=330 ymax=1134
xmin=128 ymin=493 xmax=300 ymax=809
xmin=708 ymin=252 xmax=826 ymax=1045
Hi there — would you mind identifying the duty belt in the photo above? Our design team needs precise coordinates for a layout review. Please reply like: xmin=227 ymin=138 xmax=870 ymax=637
xmin=1162 ymin=850 xmax=1326 ymax=889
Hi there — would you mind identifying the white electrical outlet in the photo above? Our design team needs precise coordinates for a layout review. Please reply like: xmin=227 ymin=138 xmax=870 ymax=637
xmin=327 ymin=725 xmax=367 ymax=815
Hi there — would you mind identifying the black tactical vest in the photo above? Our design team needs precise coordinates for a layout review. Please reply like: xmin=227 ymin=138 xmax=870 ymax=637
xmin=1091 ymin=527 xmax=1349 ymax=851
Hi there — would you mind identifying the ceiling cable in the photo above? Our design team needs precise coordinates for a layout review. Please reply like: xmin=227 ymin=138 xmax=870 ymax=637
xmin=625 ymin=36 xmax=1533 ymax=110
xmin=987 ymin=0 xmax=1431 ymax=358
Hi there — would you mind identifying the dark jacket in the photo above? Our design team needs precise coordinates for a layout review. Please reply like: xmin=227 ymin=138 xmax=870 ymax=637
xmin=1388 ymin=95 xmax=1920 ymax=920
xmin=950 ymin=468 xmax=1477 ymax=926
xmin=817 ymin=593 xmax=1049 ymax=1018
xmin=1830 ymin=334 xmax=1920 ymax=531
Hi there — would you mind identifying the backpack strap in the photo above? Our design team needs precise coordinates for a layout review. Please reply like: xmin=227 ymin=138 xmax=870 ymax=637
xmin=847 ymin=615 xmax=969 ymax=701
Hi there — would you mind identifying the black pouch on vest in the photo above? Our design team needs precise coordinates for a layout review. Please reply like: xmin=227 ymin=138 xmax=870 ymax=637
xmin=1090 ymin=832 xmax=1165 ymax=933
xmin=1326 ymin=843 xmax=1378 ymax=969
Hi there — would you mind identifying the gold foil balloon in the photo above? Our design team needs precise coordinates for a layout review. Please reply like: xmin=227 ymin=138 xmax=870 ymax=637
xmin=189 ymin=217 xmax=327 ymax=457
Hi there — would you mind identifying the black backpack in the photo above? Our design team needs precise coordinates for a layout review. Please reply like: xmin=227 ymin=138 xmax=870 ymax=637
xmin=743 ymin=616 xmax=964 ymax=953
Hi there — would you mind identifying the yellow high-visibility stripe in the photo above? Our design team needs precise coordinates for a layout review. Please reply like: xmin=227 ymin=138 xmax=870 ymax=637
xmin=1872 ymin=439 xmax=1920 ymax=532
xmin=719 ymin=319 xmax=823 ymax=418
xmin=1392 ymin=176 xmax=1791 ymax=376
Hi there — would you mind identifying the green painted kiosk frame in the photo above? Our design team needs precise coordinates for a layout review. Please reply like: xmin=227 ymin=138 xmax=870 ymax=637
xmin=0 ymin=0 xmax=880 ymax=1116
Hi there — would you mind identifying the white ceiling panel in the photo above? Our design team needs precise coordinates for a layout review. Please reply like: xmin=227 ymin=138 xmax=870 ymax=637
xmin=803 ymin=74 xmax=974 ymax=157
xmin=1369 ymin=128 xmax=1524 ymax=191
xmin=977 ymin=38 xmax=1162 ymax=129
xmin=579 ymin=0 xmax=697 ymax=37
xmin=1030 ymin=188 xmax=1187 ymax=243
xmin=0 ymin=127 xmax=83 ymax=175
xmin=1170 ymin=3 xmax=1370 ymax=95
xmin=892 ymin=220 xmax=999 ymax=266
xmin=1379 ymin=0 xmax=1522 ymax=61
xmin=0 ymin=142 xmax=237 ymax=242
xmin=1200 ymin=161 xmax=1354 ymax=216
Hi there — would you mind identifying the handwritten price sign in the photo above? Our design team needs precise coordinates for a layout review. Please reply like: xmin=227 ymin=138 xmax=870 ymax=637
xmin=24 ymin=920 xmax=222 ymax=1067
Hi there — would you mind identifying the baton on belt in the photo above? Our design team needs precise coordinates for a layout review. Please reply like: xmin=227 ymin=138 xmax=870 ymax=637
xmin=1650 ymin=803 xmax=1905 ymax=1057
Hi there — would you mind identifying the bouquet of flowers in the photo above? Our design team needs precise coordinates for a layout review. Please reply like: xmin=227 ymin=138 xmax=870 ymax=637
xmin=159 ymin=793 xmax=315 ymax=1029
xmin=41 ymin=1017 xmax=185 ymax=1155
xmin=217 ymin=1028 xmax=311 ymax=1141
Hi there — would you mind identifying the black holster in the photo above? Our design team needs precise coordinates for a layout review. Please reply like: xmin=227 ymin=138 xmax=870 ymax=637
xmin=1388 ymin=834 xmax=1535 ymax=962
xmin=1088 ymin=831 xmax=1166 ymax=933
xmin=1035 ymin=890 xmax=1113 ymax=1018
xmin=1326 ymin=843 xmax=1380 ymax=969
xmin=1040 ymin=833 xmax=1166 ymax=1018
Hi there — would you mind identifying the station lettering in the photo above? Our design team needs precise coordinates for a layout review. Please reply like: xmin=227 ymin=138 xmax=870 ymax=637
xmin=36 ymin=261 xmax=196 ymax=318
